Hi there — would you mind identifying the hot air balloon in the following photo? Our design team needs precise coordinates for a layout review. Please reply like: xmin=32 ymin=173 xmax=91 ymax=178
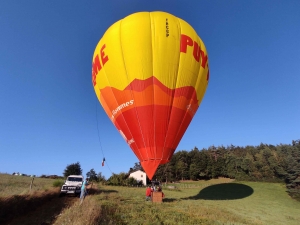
xmin=92 ymin=11 xmax=209 ymax=180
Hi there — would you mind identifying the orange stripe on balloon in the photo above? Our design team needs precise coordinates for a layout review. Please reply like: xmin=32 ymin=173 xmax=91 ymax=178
xmin=124 ymin=76 xmax=199 ymax=102
xmin=99 ymin=76 xmax=199 ymax=121
xmin=114 ymin=105 xmax=193 ymax=179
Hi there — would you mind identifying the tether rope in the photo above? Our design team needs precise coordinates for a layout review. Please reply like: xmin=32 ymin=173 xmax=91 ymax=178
xmin=96 ymin=100 xmax=113 ymax=175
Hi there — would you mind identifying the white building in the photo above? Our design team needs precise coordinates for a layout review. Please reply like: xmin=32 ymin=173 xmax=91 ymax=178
xmin=129 ymin=170 xmax=147 ymax=186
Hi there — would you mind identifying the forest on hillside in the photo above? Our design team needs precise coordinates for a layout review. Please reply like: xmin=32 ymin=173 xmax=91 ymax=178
xmin=105 ymin=140 xmax=300 ymax=200
xmin=151 ymin=139 xmax=300 ymax=199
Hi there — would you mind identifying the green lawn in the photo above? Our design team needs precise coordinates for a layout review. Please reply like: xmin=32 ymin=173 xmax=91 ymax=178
xmin=94 ymin=180 xmax=300 ymax=225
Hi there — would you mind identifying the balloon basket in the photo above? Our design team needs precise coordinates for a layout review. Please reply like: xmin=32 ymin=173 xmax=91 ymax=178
xmin=151 ymin=192 xmax=163 ymax=203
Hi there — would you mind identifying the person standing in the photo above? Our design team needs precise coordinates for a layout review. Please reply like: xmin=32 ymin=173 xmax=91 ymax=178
xmin=157 ymin=186 xmax=165 ymax=198
xmin=145 ymin=185 xmax=152 ymax=201
xmin=80 ymin=178 xmax=89 ymax=204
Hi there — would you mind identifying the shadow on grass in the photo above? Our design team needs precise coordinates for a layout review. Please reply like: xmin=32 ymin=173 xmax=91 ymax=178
xmin=163 ymin=198 xmax=177 ymax=202
xmin=86 ymin=188 xmax=118 ymax=197
xmin=97 ymin=189 xmax=118 ymax=194
xmin=0 ymin=189 xmax=74 ymax=225
xmin=182 ymin=183 xmax=254 ymax=200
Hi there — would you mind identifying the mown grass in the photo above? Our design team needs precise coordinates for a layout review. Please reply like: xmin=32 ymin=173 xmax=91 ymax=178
xmin=54 ymin=179 xmax=300 ymax=225
xmin=163 ymin=177 xmax=233 ymax=189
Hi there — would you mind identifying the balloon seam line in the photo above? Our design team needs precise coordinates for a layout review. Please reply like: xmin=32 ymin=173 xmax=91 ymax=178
xmin=119 ymin=18 xmax=147 ymax=162
xmin=150 ymin=12 xmax=158 ymax=166
xmin=162 ymin=16 xmax=183 ymax=161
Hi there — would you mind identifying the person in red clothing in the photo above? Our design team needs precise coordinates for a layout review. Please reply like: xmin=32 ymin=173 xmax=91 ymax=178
xmin=145 ymin=185 xmax=152 ymax=201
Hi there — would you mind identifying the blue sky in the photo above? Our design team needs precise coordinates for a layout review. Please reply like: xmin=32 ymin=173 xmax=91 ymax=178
xmin=1 ymin=1 xmax=299 ymax=179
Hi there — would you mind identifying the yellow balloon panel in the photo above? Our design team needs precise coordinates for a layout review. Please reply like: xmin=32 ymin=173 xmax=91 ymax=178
xmin=93 ymin=12 xmax=209 ymax=93
xmin=92 ymin=11 xmax=209 ymax=179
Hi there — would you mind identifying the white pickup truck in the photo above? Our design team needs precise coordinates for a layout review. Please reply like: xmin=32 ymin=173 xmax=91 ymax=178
xmin=60 ymin=175 xmax=83 ymax=196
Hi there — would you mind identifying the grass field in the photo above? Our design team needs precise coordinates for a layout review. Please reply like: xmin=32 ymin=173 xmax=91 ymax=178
xmin=0 ymin=173 xmax=64 ymax=224
xmin=0 ymin=173 xmax=57 ymax=197
xmin=55 ymin=178 xmax=300 ymax=225
xmin=1 ymin=174 xmax=299 ymax=224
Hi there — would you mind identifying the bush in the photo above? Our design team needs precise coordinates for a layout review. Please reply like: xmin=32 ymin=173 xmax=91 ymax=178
xmin=52 ymin=180 xmax=64 ymax=187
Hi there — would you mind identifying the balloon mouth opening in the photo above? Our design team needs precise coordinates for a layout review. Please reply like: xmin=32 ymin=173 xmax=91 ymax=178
xmin=140 ymin=159 xmax=170 ymax=180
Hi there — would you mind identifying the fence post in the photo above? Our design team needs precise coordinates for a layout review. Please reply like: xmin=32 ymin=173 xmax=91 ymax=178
xmin=30 ymin=177 xmax=34 ymax=191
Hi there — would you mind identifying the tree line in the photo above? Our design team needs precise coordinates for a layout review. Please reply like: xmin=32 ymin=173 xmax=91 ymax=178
xmin=63 ymin=162 xmax=106 ymax=183
xmin=62 ymin=139 xmax=299 ymax=200
xmin=62 ymin=162 xmax=142 ymax=186
xmin=153 ymin=139 xmax=300 ymax=200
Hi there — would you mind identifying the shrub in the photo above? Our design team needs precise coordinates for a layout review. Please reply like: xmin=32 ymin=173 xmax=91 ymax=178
xmin=52 ymin=180 xmax=64 ymax=187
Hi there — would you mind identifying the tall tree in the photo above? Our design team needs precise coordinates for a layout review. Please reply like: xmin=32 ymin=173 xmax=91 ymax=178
xmin=86 ymin=168 xmax=98 ymax=182
xmin=97 ymin=172 xmax=106 ymax=182
xmin=63 ymin=162 xmax=82 ymax=177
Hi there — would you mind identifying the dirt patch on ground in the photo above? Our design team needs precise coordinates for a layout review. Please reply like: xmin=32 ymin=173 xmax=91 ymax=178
xmin=0 ymin=188 xmax=78 ymax=225
xmin=6 ymin=195 xmax=77 ymax=225
xmin=1 ymin=186 xmax=100 ymax=225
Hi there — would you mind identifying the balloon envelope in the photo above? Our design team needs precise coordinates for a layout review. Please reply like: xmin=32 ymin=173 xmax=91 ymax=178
xmin=92 ymin=11 xmax=209 ymax=179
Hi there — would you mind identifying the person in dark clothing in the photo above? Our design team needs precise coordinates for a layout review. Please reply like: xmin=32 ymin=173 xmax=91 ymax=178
xmin=157 ymin=186 xmax=165 ymax=198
